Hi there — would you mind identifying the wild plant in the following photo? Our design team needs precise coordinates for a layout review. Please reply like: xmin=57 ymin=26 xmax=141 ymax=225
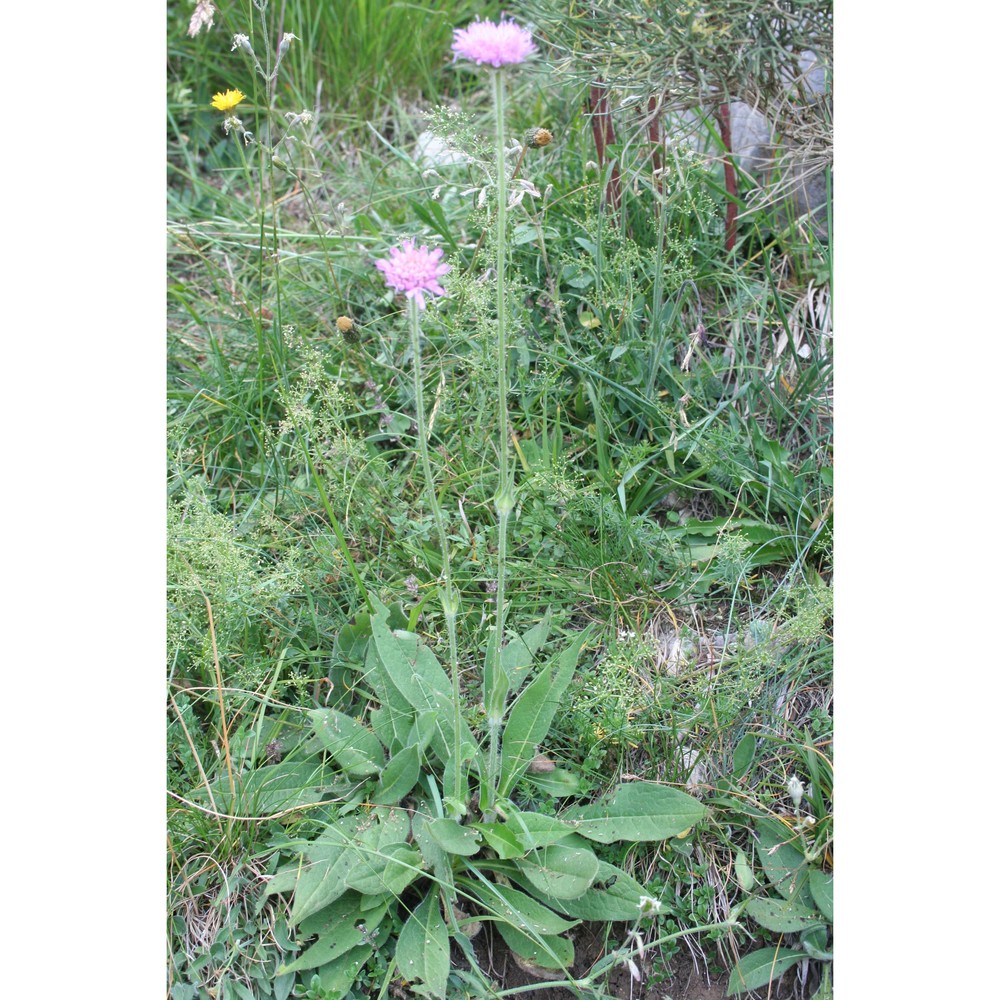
xmin=260 ymin=16 xmax=720 ymax=996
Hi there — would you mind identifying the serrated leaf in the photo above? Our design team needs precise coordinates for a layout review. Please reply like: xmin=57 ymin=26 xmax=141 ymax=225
xmin=498 ymin=629 xmax=590 ymax=797
xmin=559 ymin=782 xmax=705 ymax=844
xmin=745 ymin=895 xmax=823 ymax=932
xmin=372 ymin=745 xmax=421 ymax=805
xmin=395 ymin=894 xmax=449 ymax=999
xmin=308 ymin=709 xmax=383 ymax=777
xmin=514 ymin=844 xmax=599 ymax=900
xmin=427 ymin=818 xmax=483 ymax=857
xmin=808 ymin=869 xmax=833 ymax=922
xmin=495 ymin=921 xmax=574 ymax=970
xmin=726 ymin=947 xmax=801 ymax=995
xmin=547 ymin=861 xmax=648 ymax=921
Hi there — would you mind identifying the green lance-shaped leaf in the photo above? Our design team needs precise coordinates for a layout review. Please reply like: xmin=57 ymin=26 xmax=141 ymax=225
xmin=369 ymin=600 xmax=478 ymax=763
xmin=485 ymin=613 xmax=554 ymax=717
xmin=498 ymin=810 xmax=581 ymax=851
xmin=514 ymin=844 xmax=600 ymax=900
xmin=474 ymin=821 xmax=527 ymax=860
xmin=307 ymin=708 xmax=384 ymax=777
xmin=745 ymin=895 xmax=824 ymax=933
xmin=726 ymin=946 xmax=801 ymax=996
xmin=372 ymin=744 xmax=422 ymax=805
xmin=498 ymin=628 xmax=591 ymax=797
xmin=289 ymin=816 xmax=366 ymax=925
xmin=311 ymin=945 xmax=372 ymax=998
xmin=732 ymin=732 xmax=757 ymax=779
xmin=278 ymin=895 xmax=387 ymax=975
xmin=426 ymin=817 xmax=483 ymax=857
xmin=471 ymin=881 xmax=579 ymax=936
xmin=208 ymin=760 xmax=331 ymax=815
xmin=395 ymin=894 xmax=449 ymax=1000
xmin=546 ymin=861 xmax=649 ymax=922
xmin=755 ymin=817 xmax=813 ymax=904
xmin=558 ymin=782 xmax=705 ymax=844
xmin=411 ymin=812 xmax=456 ymax=900
xmin=344 ymin=842 xmax=422 ymax=897
xmin=809 ymin=869 xmax=833 ymax=922
xmin=525 ymin=766 xmax=580 ymax=798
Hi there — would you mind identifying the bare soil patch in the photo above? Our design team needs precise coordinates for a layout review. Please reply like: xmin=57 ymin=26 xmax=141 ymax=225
xmin=472 ymin=924 xmax=803 ymax=999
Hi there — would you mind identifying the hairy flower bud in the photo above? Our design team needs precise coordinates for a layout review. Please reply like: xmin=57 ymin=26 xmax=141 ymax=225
xmin=524 ymin=126 xmax=553 ymax=148
xmin=335 ymin=315 xmax=357 ymax=338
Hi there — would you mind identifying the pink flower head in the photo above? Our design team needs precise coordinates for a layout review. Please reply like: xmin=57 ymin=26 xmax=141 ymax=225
xmin=451 ymin=16 xmax=537 ymax=68
xmin=375 ymin=240 xmax=450 ymax=310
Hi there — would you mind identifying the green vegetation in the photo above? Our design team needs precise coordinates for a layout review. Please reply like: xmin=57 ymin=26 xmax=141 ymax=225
xmin=168 ymin=2 xmax=832 ymax=998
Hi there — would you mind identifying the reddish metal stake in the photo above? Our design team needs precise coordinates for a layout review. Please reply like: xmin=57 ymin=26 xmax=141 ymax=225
xmin=716 ymin=102 xmax=739 ymax=251
xmin=588 ymin=80 xmax=622 ymax=217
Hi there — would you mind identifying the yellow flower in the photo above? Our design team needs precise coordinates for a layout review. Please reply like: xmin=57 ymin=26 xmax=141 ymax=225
xmin=211 ymin=88 xmax=245 ymax=113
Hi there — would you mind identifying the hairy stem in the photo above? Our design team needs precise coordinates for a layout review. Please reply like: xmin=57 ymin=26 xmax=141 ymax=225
xmin=486 ymin=67 xmax=514 ymax=808
xmin=408 ymin=298 xmax=463 ymax=801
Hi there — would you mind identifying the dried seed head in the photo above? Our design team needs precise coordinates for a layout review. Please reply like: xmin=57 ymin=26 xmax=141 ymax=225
xmin=524 ymin=126 xmax=553 ymax=148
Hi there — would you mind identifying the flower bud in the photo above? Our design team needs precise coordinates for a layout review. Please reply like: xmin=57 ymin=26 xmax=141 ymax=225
xmin=524 ymin=126 xmax=553 ymax=148
xmin=231 ymin=33 xmax=254 ymax=56
xmin=787 ymin=774 xmax=805 ymax=809
xmin=336 ymin=315 xmax=359 ymax=342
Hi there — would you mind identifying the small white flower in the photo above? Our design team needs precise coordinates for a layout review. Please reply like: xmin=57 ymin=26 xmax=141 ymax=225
xmin=508 ymin=178 xmax=542 ymax=208
xmin=231 ymin=33 xmax=253 ymax=55
xmin=626 ymin=958 xmax=642 ymax=982
xmin=787 ymin=775 xmax=805 ymax=810
xmin=637 ymin=895 xmax=662 ymax=917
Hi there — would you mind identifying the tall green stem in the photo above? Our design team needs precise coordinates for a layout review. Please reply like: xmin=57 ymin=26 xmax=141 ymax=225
xmin=486 ymin=68 xmax=514 ymax=807
xmin=408 ymin=298 xmax=463 ymax=801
